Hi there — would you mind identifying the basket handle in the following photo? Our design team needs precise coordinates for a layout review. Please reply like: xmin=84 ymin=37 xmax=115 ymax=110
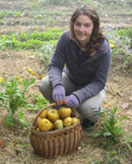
xmin=32 ymin=103 xmax=57 ymax=127
xmin=43 ymin=102 xmax=57 ymax=109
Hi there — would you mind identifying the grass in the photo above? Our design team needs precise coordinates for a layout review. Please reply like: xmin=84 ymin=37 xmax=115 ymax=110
xmin=95 ymin=143 xmax=132 ymax=164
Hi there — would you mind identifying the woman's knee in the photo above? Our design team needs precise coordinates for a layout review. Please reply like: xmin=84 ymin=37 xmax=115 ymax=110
xmin=78 ymin=103 xmax=101 ymax=123
xmin=38 ymin=76 xmax=51 ymax=94
xmin=78 ymin=89 xmax=106 ymax=122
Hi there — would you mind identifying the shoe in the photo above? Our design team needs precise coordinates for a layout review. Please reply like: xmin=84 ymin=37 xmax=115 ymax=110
xmin=82 ymin=119 xmax=95 ymax=128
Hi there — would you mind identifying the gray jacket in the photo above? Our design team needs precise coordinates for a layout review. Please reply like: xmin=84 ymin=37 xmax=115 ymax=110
xmin=48 ymin=31 xmax=112 ymax=103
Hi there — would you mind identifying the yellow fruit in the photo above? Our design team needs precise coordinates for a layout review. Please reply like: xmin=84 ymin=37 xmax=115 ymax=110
xmin=39 ymin=110 xmax=47 ymax=118
xmin=63 ymin=116 xmax=72 ymax=127
xmin=59 ymin=107 xmax=72 ymax=119
xmin=36 ymin=117 xmax=42 ymax=126
xmin=72 ymin=117 xmax=80 ymax=124
xmin=54 ymin=119 xmax=63 ymax=129
xmin=38 ymin=118 xmax=54 ymax=131
xmin=47 ymin=109 xmax=59 ymax=122
xmin=36 ymin=127 xmax=39 ymax=131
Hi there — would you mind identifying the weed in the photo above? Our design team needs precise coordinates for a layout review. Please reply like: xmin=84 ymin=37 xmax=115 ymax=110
xmin=94 ymin=142 xmax=132 ymax=164
xmin=92 ymin=107 xmax=130 ymax=148
xmin=82 ymin=0 xmax=99 ymax=7
xmin=31 ymin=2 xmax=40 ymax=9
xmin=91 ymin=106 xmax=132 ymax=163
xmin=0 ymin=52 xmax=10 ymax=59
xmin=104 ymin=25 xmax=132 ymax=72
xmin=0 ymin=28 xmax=62 ymax=50
xmin=0 ymin=10 xmax=25 ymax=18
xmin=0 ymin=10 xmax=11 ymax=19
xmin=39 ymin=43 xmax=55 ymax=68
xmin=28 ymin=93 xmax=50 ymax=111
xmin=13 ymin=11 xmax=24 ymax=17
xmin=0 ymin=74 xmax=35 ymax=127
xmin=39 ymin=0 xmax=79 ymax=6
xmin=45 ymin=16 xmax=57 ymax=29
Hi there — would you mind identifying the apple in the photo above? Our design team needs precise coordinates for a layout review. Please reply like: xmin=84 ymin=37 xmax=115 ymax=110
xmin=54 ymin=119 xmax=63 ymax=129
xmin=63 ymin=116 xmax=72 ymax=127
xmin=36 ymin=117 xmax=42 ymax=126
xmin=72 ymin=117 xmax=80 ymax=124
xmin=59 ymin=107 xmax=72 ymax=119
xmin=47 ymin=109 xmax=59 ymax=122
xmin=38 ymin=118 xmax=54 ymax=131
xmin=39 ymin=110 xmax=47 ymax=118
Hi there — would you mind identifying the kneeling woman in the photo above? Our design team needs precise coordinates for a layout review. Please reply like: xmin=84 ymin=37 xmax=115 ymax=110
xmin=39 ymin=5 xmax=112 ymax=127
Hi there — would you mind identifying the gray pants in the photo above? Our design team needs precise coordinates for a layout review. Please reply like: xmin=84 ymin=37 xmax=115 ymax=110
xmin=38 ymin=72 xmax=106 ymax=123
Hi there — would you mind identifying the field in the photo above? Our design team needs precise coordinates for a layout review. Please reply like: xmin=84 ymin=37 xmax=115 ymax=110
xmin=0 ymin=0 xmax=132 ymax=164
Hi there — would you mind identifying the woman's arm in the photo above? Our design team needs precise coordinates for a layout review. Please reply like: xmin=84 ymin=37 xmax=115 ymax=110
xmin=48 ymin=32 xmax=67 ymax=88
xmin=73 ymin=47 xmax=112 ymax=103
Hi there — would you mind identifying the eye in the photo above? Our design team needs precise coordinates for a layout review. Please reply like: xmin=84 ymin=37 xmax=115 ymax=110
xmin=85 ymin=24 xmax=90 ymax=28
xmin=75 ymin=22 xmax=81 ymax=27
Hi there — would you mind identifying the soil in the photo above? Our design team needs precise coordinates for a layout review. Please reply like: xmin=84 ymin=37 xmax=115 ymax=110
xmin=0 ymin=0 xmax=132 ymax=164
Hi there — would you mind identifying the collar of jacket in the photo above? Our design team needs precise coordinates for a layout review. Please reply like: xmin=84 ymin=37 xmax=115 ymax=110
xmin=68 ymin=32 xmax=97 ymax=56
xmin=69 ymin=33 xmax=81 ymax=47
xmin=67 ymin=31 xmax=110 ymax=56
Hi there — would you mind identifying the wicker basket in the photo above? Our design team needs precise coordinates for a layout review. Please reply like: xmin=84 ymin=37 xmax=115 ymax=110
xmin=30 ymin=103 xmax=82 ymax=158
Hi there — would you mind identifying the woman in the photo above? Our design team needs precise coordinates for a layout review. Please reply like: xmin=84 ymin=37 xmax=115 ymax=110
xmin=39 ymin=5 xmax=112 ymax=127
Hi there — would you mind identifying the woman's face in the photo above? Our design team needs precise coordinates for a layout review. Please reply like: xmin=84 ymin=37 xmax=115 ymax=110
xmin=73 ymin=14 xmax=94 ymax=47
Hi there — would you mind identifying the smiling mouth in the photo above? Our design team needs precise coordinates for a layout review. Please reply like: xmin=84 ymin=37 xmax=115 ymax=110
xmin=77 ymin=33 xmax=86 ymax=37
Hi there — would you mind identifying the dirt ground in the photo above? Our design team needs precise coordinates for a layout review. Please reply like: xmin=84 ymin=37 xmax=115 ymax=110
xmin=0 ymin=0 xmax=132 ymax=164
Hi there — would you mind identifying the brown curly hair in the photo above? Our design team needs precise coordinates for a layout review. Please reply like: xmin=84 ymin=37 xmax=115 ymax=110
xmin=70 ymin=5 xmax=105 ymax=56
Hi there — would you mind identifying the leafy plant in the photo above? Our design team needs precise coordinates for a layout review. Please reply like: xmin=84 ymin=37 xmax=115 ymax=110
xmin=104 ymin=25 xmax=132 ymax=72
xmin=95 ymin=145 xmax=132 ymax=164
xmin=39 ymin=0 xmax=79 ymax=6
xmin=0 ymin=10 xmax=11 ymax=19
xmin=39 ymin=43 xmax=55 ymax=68
xmin=28 ymin=93 xmax=50 ymax=111
xmin=0 ymin=75 xmax=35 ymax=127
xmin=0 ymin=28 xmax=62 ymax=50
xmin=13 ymin=11 xmax=24 ymax=17
xmin=93 ymin=106 xmax=129 ymax=147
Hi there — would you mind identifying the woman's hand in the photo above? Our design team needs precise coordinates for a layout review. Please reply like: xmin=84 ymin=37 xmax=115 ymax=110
xmin=66 ymin=94 xmax=79 ymax=108
xmin=52 ymin=85 xmax=66 ymax=105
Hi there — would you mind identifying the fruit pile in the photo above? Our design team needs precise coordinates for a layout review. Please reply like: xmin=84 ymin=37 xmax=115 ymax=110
xmin=36 ymin=106 xmax=80 ymax=132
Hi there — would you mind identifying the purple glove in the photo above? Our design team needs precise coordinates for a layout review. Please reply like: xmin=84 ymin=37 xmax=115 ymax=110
xmin=52 ymin=85 xmax=66 ymax=105
xmin=66 ymin=94 xmax=79 ymax=108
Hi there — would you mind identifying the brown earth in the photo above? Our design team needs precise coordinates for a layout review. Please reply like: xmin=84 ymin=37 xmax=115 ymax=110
xmin=0 ymin=0 xmax=132 ymax=164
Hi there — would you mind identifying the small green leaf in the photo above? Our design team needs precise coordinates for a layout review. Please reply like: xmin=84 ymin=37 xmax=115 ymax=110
xmin=103 ymin=132 xmax=112 ymax=137
xmin=93 ymin=132 xmax=101 ymax=137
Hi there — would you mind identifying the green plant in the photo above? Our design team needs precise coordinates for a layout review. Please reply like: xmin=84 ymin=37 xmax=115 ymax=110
xmin=94 ymin=141 xmax=132 ymax=164
xmin=104 ymin=25 xmax=132 ymax=72
xmin=0 ymin=28 xmax=62 ymax=50
xmin=82 ymin=0 xmax=99 ymax=7
xmin=13 ymin=11 xmax=24 ymax=17
xmin=39 ymin=43 xmax=55 ymax=68
xmin=0 ymin=75 xmax=35 ymax=127
xmin=93 ymin=107 xmax=129 ymax=147
xmin=39 ymin=0 xmax=79 ymax=6
xmin=31 ymin=2 xmax=40 ymax=9
xmin=45 ymin=16 xmax=57 ymax=29
xmin=0 ymin=52 xmax=10 ymax=58
xmin=28 ymin=93 xmax=50 ymax=111
xmin=0 ymin=10 xmax=11 ymax=19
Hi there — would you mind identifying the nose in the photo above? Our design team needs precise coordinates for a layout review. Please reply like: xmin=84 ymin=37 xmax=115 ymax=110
xmin=78 ymin=25 xmax=84 ymax=32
